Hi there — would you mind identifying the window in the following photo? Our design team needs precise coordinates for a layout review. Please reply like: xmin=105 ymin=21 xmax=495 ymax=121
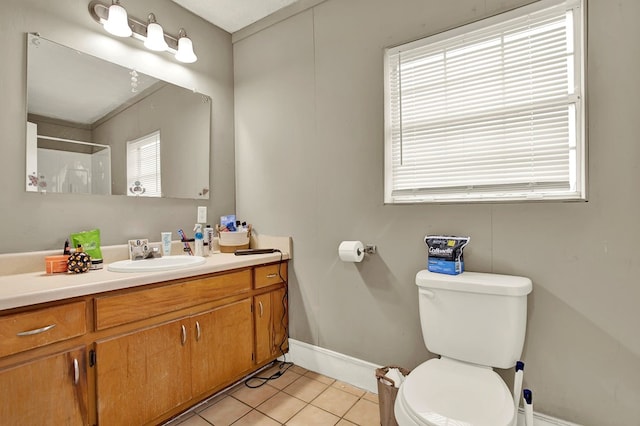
xmin=126 ymin=131 xmax=161 ymax=197
xmin=384 ymin=0 xmax=585 ymax=203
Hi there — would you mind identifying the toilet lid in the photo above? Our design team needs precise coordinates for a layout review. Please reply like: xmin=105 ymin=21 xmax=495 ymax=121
xmin=400 ymin=358 xmax=514 ymax=426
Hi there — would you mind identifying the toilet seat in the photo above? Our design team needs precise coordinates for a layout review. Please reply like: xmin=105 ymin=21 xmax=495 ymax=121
xmin=396 ymin=357 xmax=514 ymax=426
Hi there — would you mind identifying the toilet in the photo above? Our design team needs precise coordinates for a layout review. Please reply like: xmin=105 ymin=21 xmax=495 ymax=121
xmin=394 ymin=270 xmax=532 ymax=426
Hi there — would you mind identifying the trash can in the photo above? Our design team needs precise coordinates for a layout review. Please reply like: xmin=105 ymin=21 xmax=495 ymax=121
xmin=376 ymin=366 xmax=411 ymax=426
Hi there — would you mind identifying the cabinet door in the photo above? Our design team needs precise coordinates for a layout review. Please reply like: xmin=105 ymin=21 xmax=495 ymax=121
xmin=95 ymin=319 xmax=192 ymax=425
xmin=254 ymin=293 xmax=273 ymax=365
xmin=0 ymin=347 xmax=87 ymax=425
xmin=271 ymin=287 xmax=289 ymax=357
xmin=255 ymin=287 xmax=289 ymax=365
xmin=191 ymin=298 xmax=253 ymax=396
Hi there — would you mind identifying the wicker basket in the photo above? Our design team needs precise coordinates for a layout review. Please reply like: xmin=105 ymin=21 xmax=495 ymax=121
xmin=216 ymin=224 xmax=251 ymax=253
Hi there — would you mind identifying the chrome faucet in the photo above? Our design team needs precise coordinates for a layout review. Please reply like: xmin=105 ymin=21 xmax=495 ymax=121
xmin=129 ymin=239 xmax=162 ymax=261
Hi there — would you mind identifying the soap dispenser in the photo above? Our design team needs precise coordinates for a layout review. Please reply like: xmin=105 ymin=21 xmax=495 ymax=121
xmin=193 ymin=224 xmax=204 ymax=257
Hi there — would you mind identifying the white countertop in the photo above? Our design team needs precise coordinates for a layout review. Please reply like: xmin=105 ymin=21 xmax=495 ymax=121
xmin=0 ymin=234 xmax=292 ymax=311
xmin=0 ymin=252 xmax=289 ymax=311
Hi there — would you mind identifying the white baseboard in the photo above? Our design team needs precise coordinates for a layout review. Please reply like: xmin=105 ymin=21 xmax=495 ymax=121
xmin=282 ymin=338 xmax=380 ymax=393
xmin=284 ymin=339 xmax=581 ymax=426
xmin=515 ymin=410 xmax=583 ymax=426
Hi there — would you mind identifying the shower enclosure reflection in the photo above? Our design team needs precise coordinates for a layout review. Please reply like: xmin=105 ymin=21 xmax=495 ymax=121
xmin=26 ymin=123 xmax=111 ymax=194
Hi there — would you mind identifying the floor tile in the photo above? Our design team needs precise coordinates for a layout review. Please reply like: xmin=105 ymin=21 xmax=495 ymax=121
xmin=335 ymin=419 xmax=358 ymax=426
xmin=176 ymin=414 xmax=211 ymax=426
xmin=331 ymin=380 xmax=366 ymax=398
xmin=162 ymin=364 xmax=385 ymax=426
xmin=311 ymin=386 xmax=359 ymax=417
xmin=198 ymin=396 xmax=251 ymax=426
xmin=343 ymin=398 xmax=381 ymax=426
xmin=164 ymin=411 xmax=195 ymax=426
xmin=286 ymin=404 xmax=340 ymax=426
xmin=283 ymin=376 xmax=329 ymax=403
xmin=304 ymin=371 xmax=336 ymax=385
xmin=290 ymin=365 xmax=308 ymax=375
xmin=256 ymin=391 xmax=307 ymax=423
xmin=362 ymin=391 xmax=379 ymax=404
xmin=232 ymin=382 xmax=279 ymax=407
xmin=232 ymin=410 xmax=281 ymax=426
xmin=193 ymin=391 xmax=229 ymax=414
xmin=272 ymin=373 xmax=302 ymax=390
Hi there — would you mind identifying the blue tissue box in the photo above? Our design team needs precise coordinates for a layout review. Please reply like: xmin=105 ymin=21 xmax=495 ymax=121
xmin=427 ymin=258 xmax=464 ymax=275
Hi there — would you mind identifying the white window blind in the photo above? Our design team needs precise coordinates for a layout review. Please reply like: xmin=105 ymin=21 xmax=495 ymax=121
xmin=384 ymin=0 xmax=585 ymax=203
xmin=126 ymin=131 xmax=162 ymax=197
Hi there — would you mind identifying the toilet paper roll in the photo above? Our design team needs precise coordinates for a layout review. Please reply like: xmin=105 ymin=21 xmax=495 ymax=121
xmin=339 ymin=240 xmax=364 ymax=262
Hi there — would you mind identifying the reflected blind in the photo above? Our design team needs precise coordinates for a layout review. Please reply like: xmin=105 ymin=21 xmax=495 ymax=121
xmin=126 ymin=131 xmax=162 ymax=197
xmin=384 ymin=0 xmax=585 ymax=203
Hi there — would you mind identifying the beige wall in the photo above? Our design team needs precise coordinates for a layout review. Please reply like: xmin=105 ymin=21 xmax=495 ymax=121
xmin=93 ymin=84 xmax=210 ymax=199
xmin=0 ymin=0 xmax=235 ymax=253
xmin=234 ymin=0 xmax=640 ymax=425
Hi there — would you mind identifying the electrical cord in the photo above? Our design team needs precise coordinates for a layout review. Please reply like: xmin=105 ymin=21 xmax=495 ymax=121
xmin=244 ymin=249 xmax=293 ymax=388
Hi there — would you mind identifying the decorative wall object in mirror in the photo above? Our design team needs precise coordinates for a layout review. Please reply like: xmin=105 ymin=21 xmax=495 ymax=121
xmin=26 ymin=33 xmax=211 ymax=199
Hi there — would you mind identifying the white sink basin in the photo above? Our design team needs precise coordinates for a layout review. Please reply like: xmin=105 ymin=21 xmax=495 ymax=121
xmin=107 ymin=256 xmax=206 ymax=273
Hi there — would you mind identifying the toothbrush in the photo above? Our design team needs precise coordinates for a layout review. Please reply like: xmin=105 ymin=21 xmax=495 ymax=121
xmin=523 ymin=389 xmax=533 ymax=426
xmin=511 ymin=361 xmax=525 ymax=426
xmin=177 ymin=229 xmax=193 ymax=255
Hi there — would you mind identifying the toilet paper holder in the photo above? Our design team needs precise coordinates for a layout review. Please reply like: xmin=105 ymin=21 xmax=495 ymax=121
xmin=338 ymin=241 xmax=377 ymax=263
xmin=362 ymin=244 xmax=377 ymax=255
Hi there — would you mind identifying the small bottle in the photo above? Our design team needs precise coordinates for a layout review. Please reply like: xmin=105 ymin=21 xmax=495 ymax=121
xmin=193 ymin=224 xmax=204 ymax=257
xmin=205 ymin=225 xmax=214 ymax=255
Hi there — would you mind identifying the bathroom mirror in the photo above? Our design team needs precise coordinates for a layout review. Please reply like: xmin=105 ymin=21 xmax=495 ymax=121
xmin=25 ymin=34 xmax=211 ymax=199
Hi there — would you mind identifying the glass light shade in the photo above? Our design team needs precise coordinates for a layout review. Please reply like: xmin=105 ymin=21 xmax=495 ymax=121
xmin=103 ymin=3 xmax=132 ymax=37
xmin=175 ymin=36 xmax=197 ymax=63
xmin=144 ymin=22 xmax=168 ymax=51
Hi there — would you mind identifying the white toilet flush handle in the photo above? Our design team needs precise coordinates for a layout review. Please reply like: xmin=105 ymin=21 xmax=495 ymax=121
xmin=419 ymin=288 xmax=435 ymax=299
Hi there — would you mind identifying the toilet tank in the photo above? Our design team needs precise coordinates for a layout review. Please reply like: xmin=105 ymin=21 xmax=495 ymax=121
xmin=416 ymin=270 xmax=532 ymax=369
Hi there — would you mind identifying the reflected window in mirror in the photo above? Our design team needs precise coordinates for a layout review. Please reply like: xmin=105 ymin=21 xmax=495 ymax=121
xmin=127 ymin=131 xmax=161 ymax=197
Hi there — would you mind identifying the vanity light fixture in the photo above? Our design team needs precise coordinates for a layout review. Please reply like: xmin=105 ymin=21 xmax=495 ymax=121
xmin=88 ymin=0 xmax=197 ymax=63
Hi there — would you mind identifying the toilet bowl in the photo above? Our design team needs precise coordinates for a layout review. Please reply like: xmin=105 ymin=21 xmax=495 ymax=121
xmin=396 ymin=270 xmax=532 ymax=426
xmin=394 ymin=358 xmax=514 ymax=426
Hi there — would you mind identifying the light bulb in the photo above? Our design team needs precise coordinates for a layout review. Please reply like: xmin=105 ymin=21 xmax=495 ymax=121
xmin=175 ymin=35 xmax=197 ymax=63
xmin=144 ymin=15 xmax=168 ymax=51
xmin=103 ymin=1 xmax=132 ymax=37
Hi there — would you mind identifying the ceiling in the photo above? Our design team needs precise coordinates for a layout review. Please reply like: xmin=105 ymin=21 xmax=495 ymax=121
xmin=28 ymin=35 xmax=160 ymax=125
xmin=172 ymin=0 xmax=302 ymax=33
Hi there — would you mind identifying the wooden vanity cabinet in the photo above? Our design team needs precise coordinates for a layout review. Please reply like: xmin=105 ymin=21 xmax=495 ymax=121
xmin=0 ymin=346 xmax=88 ymax=425
xmin=254 ymin=287 xmax=288 ymax=365
xmin=0 ymin=300 xmax=89 ymax=425
xmin=94 ymin=261 xmax=287 ymax=425
xmin=190 ymin=298 xmax=254 ymax=396
xmin=95 ymin=318 xmax=192 ymax=425
xmin=0 ymin=300 xmax=87 ymax=358
xmin=0 ymin=260 xmax=288 ymax=426
xmin=95 ymin=297 xmax=256 ymax=425
xmin=254 ymin=264 xmax=289 ymax=365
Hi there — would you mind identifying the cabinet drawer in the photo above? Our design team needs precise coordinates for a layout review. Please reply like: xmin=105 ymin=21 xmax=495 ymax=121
xmin=0 ymin=301 xmax=87 ymax=358
xmin=95 ymin=269 xmax=251 ymax=330
xmin=254 ymin=263 xmax=288 ymax=289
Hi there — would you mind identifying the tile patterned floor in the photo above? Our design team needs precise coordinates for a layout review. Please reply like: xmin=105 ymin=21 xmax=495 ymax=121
xmin=165 ymin=364 xmax=380 ymax=426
